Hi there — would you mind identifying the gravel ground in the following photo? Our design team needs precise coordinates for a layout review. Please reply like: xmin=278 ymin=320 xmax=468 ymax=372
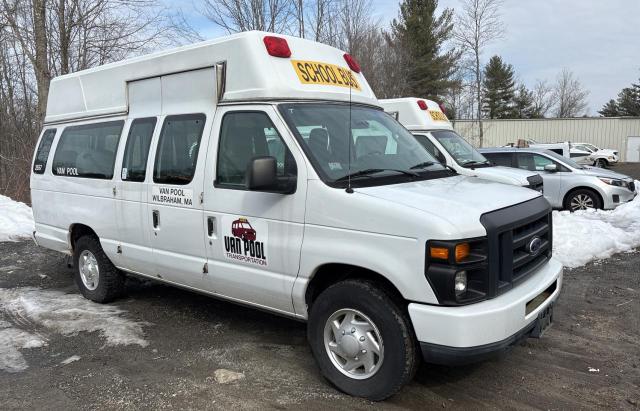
xmin=1 ymin=163 xmax=639 ymax=410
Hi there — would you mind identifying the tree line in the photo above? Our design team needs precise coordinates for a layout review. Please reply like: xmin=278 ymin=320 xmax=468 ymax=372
xmin=0 ymin=0 xmax=627 ymax=202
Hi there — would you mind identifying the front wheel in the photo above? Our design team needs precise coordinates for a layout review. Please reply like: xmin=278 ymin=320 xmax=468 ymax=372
xmin=594 ymin=158 xmax=608 ymax=168
xmin=564 ymin=189 xmax=602 ymax=212
xmin=307 ymin=280 xmax=419 ymax=400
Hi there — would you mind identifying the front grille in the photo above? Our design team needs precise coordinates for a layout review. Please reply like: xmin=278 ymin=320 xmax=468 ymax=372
xmin=480 ymin=196 xmax=552 ymax=298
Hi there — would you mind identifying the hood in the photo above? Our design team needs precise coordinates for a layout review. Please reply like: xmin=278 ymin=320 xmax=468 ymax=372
xmin=580 ymin=166 xmax=632 ymax=180
xmin=470 ymin=166 xmax=536 ymax=185
xmin=356 ymin=175 xmax=541 ymax=234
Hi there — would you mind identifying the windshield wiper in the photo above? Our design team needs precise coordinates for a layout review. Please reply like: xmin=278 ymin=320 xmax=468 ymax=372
xmin=461 ymin=160 xmax=490 ymax=167
xmin=409 ymin=161 xmax=436 ymax=170
xmin=334 ymin=168 xmax=418 ymax=182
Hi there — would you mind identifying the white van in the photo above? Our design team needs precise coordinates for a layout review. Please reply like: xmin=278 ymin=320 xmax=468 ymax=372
xmin=30 ymin=31 xmax=562 ymax=400
xmin=380 ymin=98 xmax=544 ymax=192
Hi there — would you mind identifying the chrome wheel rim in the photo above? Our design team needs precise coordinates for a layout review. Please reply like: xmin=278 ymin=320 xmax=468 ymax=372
xmin=79 ymin=250 xmax=99 ymax=290
xmin=570 ymin=194 xmax=594 ymax=211
xmin=323 ymin=308 xmax=384 ymax=380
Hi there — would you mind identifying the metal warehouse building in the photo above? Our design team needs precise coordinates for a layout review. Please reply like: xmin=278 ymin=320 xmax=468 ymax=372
xmin=452 ymin=117 xmax=640 ymax=162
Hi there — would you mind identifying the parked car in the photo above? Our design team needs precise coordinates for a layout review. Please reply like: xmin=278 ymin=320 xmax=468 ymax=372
xmin=480 ymin=147 xmax=637 ymax=211
xmin=571 ymin=143 xmax=619 ymax=168
xmin=30 ymin=31 xmax=562 ymax=400
xmin=379 ymin=98 xmax=544 ymax=192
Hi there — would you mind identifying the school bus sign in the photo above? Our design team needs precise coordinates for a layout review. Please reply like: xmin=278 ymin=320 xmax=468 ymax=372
xmin=291 ymin=60 xmax=361 ymax=91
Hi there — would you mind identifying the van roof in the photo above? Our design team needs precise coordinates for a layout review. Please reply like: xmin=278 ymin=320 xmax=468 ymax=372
xmin=45 ymin=31 xmax=377 ymax=124
xmin=379 ymin=98 xmax=453 ymax=131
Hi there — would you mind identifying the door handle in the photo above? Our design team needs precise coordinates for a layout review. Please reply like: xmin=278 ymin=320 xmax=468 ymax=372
xmin=152 ymin=210 xmax=160 ymax=229
xmin=207 ymin=216 xmax=216 ymax=237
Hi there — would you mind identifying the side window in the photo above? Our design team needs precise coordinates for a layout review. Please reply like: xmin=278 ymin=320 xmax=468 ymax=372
xmin=52 ymin=121 xmax=124 ymax=179
xmin=33 ymin=129 xmax=57 ymax=174
xmin=517 ymin=153 xmax=560 ymax=172
xmin=216 ymin=112 xmax=296 ymax=187
xmin=122 ymin=118 xmax=156 ymax=182
xmin=153 ymin=114 xmax=205 ymax=185
xmin=484 ymin=152 xmax=513 ymax=167
xmin=413 ymin=135 xmax=446 ymax=164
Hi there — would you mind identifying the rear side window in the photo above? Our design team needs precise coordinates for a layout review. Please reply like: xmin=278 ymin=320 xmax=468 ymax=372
xmin=484 ymin=152 xmax=513 ymax=167
xmin=122 ymin=118 xmax=156 ymax=182
xmin=52 ymin=121 xmax=124 ymax=179
xmin=33 ymin=129 xmax=57 ymax=174
xmin=153 ymin=114 xmax=205 ymax=185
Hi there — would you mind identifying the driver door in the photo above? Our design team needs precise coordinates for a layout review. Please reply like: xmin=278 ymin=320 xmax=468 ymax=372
xmin=201 ymin=106 xmax=307 ymax=314
xmin=515 ymin=152 xmax=566 ymax=207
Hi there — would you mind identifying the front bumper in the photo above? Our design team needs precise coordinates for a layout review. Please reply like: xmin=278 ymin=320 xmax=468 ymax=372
xmin=602 ymin=185 xmax=637 ymax=209
xmin=409 ymin=257 xmax=562 ymax=364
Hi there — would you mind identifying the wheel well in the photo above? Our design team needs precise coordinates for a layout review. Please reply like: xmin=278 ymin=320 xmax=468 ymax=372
xmin=304 ymin=264 xmax=406 ymax=310
xmin=563 ymin=187 xmax=604 ymax=208
xmin=69 ymin=224 xmax=98 ymax=251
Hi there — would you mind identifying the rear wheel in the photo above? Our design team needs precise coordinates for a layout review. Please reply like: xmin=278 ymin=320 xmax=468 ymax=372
xmin=307 ymin=280 xmax=419 ymax=401
xmin=73 ymin=235 xmax=124 ymax=303
xmin=564 ymin=189 xmax=602 ymax=212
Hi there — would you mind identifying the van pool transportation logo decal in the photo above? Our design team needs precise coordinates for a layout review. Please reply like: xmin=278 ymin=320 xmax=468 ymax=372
xmin=152 ymin=186 xmax=193 ymax=207
xmin=223 ymin=217 xmax=268 ymax=267
xmin=291 ymin=60 xmax=361 ymax=91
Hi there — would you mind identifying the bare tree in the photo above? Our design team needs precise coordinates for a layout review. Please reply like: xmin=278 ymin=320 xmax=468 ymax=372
xmin=454 ymin=0 xmax=504 ymax=146
xmin=551 ymin=68 xmax=589 ymax=118
xmin=201 ymin=0 xmax=292 ymax=33
xmin=0 ymin=0 xmax=199 ymax=202
xmin=530 ymin=79 xmax=554 ymax=118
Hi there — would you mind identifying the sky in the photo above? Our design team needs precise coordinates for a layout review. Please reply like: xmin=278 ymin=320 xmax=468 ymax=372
xmin=179 ymin=0 xmax=640 ymax=115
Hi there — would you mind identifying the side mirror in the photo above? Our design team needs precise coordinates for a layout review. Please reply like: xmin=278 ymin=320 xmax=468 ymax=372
xmin=246 ymin=156 xmax=296 ymax=193
xmin=544 ymin=164 xmax=558 ymax=172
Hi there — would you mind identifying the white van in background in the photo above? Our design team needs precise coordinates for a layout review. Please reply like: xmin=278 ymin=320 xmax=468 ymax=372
xmin=31 ymin=32 xmax=562 ymax=400
xmin=380 ymin=98 xmax=544 ymax=192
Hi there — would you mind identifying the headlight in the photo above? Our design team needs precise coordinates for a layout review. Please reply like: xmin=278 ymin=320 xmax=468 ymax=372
xmin=608 ymin=156 xmax=614 ymax=160
xmin=599 ymin=177 xmax=625 ymax=187
xmin=425 ymin=239 xmax=488 ymax=305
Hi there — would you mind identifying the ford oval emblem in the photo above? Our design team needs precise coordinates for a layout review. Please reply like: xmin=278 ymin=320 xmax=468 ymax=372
xmin=526 ymin=236 xmax=543 ymax=255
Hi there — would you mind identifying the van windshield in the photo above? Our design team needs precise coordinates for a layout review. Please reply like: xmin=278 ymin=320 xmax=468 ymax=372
xmin=278 ymin=103 xmax=447 ymax=187
xmin=431 ymin=130 xmax=490 ymax=167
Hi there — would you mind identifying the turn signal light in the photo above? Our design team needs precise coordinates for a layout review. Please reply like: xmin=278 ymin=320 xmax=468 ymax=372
xmin=417 ymin=100 xmax=428 ymax=110
xmin=430 ymin=246 xmax=449 ymax=260
xmin=455 ymin=243 xmax=470 ymax=262
xmin=343 ymin=53 xmax=361 ymax=73
xmin=263 ymin=36 xmax=291 ymax=58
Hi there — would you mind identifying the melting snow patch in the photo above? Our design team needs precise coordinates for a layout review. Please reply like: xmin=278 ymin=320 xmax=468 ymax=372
xmin=0 ymin=319 xmax=46 ymax=372
xmin=553 ymin=184 xmax=640 ymax=268
xmin=0 ymin=194 xmax=34 ymax=242
xmin=0 ymin=287 xmax=150 ymax=372
xmin=60 ymin=355 xmax=81 ymax=365
xmin=0 ymin=287 xmax=149 ymax=346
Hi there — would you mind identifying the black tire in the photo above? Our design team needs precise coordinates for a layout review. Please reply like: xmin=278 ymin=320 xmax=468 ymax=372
xmin=307 ymin=279 xmax=419 ymax=401
xmin=73 ymin=235 xmax=124 ymax=303
xmin=594 ymin=158 xmax=608 ymax=168
xmin=563 ymin=188 xmax=602 ymax=212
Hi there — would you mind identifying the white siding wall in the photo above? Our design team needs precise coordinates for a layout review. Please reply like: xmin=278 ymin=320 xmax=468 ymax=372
xmin=452 ymin=118 xmax=640 ymax=161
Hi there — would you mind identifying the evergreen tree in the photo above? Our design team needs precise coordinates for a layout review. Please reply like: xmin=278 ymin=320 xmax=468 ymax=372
xmin=512 ymin=84 xmax=535 ymax=118
xmin=598 ymin=99 xmax=620 ymax=117
xmin=391 ymin=0 xmax=460 ymax=101
xmin=482 ymin=55 xmax=516 ymax=119
xmin=600 ymin=77 xmax=640 ymax=117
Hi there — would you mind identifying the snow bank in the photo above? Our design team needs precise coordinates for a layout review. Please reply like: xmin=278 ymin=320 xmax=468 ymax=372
xmin=0 ymin=287 xmax=150 ymax=372
xmin=0 ymin=194 xmax=34 ymax=242
xmin=553 ymin=183 xmax=640 ymax=268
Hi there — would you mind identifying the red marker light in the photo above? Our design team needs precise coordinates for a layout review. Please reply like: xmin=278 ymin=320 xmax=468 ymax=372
xmin=343 ymin=53 xmax=361 ymax=73
xmin=438 ymin=102 xmax=447 ymax=115
xmin=417 ymin=100 xmax=428 ymax=110
xmin=263 ymin=36 xmax=291 ymax=58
